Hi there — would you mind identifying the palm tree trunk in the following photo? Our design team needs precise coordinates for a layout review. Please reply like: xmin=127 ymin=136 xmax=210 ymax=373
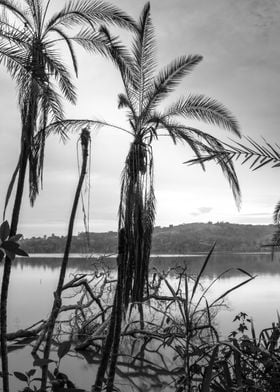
xmin=93 ymin=293 xmax=117 ymax=392
xmin=0 ymin=142 xmax=29 ymax=392
xmin=40 ymin=129 xmax=90 ymax=391
xmin=93 ymin=229 xmax=126 ymax=392
xmin=105 ymin=250 xmax=125 ymax=392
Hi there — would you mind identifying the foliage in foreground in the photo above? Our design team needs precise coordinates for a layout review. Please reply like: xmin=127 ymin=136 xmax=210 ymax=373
xmin=9 ymin=244 xmax=280 ymax=392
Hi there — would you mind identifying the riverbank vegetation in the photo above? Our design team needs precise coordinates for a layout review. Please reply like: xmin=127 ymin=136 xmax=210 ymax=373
xmin=20 ymin=222 xmax=275 ymax=254
xmin=0 ymin=0 xmax=279 ymax=391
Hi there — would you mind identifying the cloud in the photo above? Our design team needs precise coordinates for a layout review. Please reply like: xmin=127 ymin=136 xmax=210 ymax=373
xmin=191 ymin=207 xmax=212 ymax=216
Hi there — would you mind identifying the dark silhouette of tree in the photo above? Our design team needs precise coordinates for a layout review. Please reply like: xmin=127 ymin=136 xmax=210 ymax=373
xmin=0 ymin=1 xmax=135 ymax=389
xmin=91 ymin=3 xmax=241 ymax=391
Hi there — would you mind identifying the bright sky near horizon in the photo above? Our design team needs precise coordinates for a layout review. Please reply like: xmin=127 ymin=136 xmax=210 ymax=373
xmin=0 ymin=0 xmax=280 ymax=238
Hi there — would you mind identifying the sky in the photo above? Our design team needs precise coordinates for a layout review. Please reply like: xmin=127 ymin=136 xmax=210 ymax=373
xmin=0 ymin=0 xmax=280 ymax=238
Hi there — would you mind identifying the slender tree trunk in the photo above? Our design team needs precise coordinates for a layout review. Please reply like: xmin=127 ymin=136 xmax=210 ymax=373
xmin=0 ymin=142 xmax=29 ymax=392
xmin=93 ymin=229 xmax=126 ymax=392
xmin=105 ymin=253 xmax=124 ymax=392
xmin=93 ymin=293 xmax=117 ymax=392
xmin=40 ymin=129 xmax=90 ymax=391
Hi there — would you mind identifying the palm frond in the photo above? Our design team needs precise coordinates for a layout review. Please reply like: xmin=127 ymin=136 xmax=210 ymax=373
xmin=38 ymin=81 xmax=64 ymax=124
xmin=186 ymin=136 xmax=280 ymax=171
xmin=24 ymin=0 xmax=41 ymax=32
xmin=164 ymin=94 xmax=240 ymax=136
xmin=118 ymin=93 xmax=130 ymax=109
xmin=0 ymin=0 xmax=33 ymax=31
xmin=48 ymin=26 xmax=78 ymax=76
xmin=45 ymin=0 xmax=136 ymax=34
xmin=45 ymin=119 xmax=94 ymax=140
xmin=132 ymin=2 xmax=156 ymax=113
xmin=273 ymin=201 xmax=280 ymax=225
xmin=0 ymin=19 xmax=32 ymax=47
xmin=143 ymin=54 xmax=203 ymax=116
xmin=154 ymin=117 xmax=241 ymax=206
xmin=0 ymin=41 xmax=27 ymax=74
xmin=46 ymin=118 xmax=132 ymax=141
xmin=43 ymin=47 xmax=76 ymax=104
xmin=98 ymin=25 xmax=138 ymax=117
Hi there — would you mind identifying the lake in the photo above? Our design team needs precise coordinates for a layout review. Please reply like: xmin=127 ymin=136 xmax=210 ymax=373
xmin=2 ymin=252 xmax=280 ymax=391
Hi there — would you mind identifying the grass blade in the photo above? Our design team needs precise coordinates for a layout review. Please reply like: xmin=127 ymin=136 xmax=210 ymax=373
xmin=190 ymin=242 xmax=216 ymax=302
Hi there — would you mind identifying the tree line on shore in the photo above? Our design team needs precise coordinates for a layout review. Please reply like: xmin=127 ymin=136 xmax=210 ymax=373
xmin=20 ymin=221 xmax=275 ymax=254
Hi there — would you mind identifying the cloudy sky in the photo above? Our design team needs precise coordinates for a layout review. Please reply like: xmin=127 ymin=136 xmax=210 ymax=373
xmin=0 ymin=0 xmax=280 ymax=238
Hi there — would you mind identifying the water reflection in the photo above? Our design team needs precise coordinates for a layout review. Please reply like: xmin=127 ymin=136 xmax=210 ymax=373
xmin=3 ymin=253 xmax=280 ymax=331
xmin=2 ymin=253 xmax=280 ymax=391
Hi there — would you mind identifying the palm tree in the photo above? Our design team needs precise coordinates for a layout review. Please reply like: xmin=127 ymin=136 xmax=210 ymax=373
xmin=91 ymin=3 xmax=241 ymax=390
xmin=0 ymin=1 xmax=135 ymax=389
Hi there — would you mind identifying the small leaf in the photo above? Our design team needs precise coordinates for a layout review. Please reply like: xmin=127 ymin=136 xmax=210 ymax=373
xmin=9 ymin=234 xmax=22 ymax=242
xmin=14 ymin=371 xmax=28 ymax=382
xmin=2 ymin=241 xmax=19 ymax=251
xmin=0 ymin=221 xmax=9 ymax=241
xmin=57 ymin=341 xmax=71 ymax=359
xmin=26 ymin=369 xmax=36 ymax=378
xmin=15 ymin=248 xmax=29 ymax=257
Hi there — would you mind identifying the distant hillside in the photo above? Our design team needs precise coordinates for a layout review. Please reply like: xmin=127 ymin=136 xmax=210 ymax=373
xmin=20 ymin=222 xmax=275 ymax=254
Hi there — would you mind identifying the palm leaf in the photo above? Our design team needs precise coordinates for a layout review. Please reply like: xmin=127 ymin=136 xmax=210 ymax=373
xmin=164 ymin=94 xmax=240 ymax=136
xmin=38 ymin=82 xmax=64 ymax=124
xmin=45 ymin=0 xmax=136 ymax=33
xmin=186 ymin=136 xmax=280 ymax=171
xmin=132 ymin=2 xmax=156 ymax=113
xmin=48 ymin=26 xmax=78 ymax=76
xmin=0 ymin=0 xmax=32 ymax=31
xmin=0 ymin=19 xmax=32 ymax=48
xmin=143 ymin=54 xmax=203 ymax=116
xmin=43 ymin=47 xmax=76 ymax=104
xmin=98 ymin=26 xmax=138 ymax=117
xmin=118 ymin=93 xmax=130 ymax=109
xmin=273 ymin=201 xmax=280 ymax=224
xmin=158 ymin=121 xmax=241 ymax=206
xmin=0 ymin=41 xmax=27 ymax=76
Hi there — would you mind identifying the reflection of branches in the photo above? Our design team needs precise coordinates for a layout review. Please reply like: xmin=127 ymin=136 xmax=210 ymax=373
xmin=7 ymin=267 xmax=114 ymax=347
xmin=8 ymin=251 xmax=256 ymax=392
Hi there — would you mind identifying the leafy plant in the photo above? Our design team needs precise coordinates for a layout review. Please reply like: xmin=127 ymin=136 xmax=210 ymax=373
xmin=0 ymin=221 xmax=28 ymax=261
xmin=14 ymin=369 xmax=38 ymax=392
xmin=206 ymin=313 xmax=280 ymax=391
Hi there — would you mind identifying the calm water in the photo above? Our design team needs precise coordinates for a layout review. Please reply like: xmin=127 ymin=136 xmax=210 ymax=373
xmin=2 ymin=252 xmax=280 ymax=391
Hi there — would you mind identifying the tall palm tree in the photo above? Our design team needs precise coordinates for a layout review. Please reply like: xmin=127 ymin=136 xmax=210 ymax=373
xmin=93 ymin=2 xmax=241 ymax=308
xmin=0 ymin=1 xmax=135 ymax=389
xmin=91 ymin=3 xmax=241 ymax=390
